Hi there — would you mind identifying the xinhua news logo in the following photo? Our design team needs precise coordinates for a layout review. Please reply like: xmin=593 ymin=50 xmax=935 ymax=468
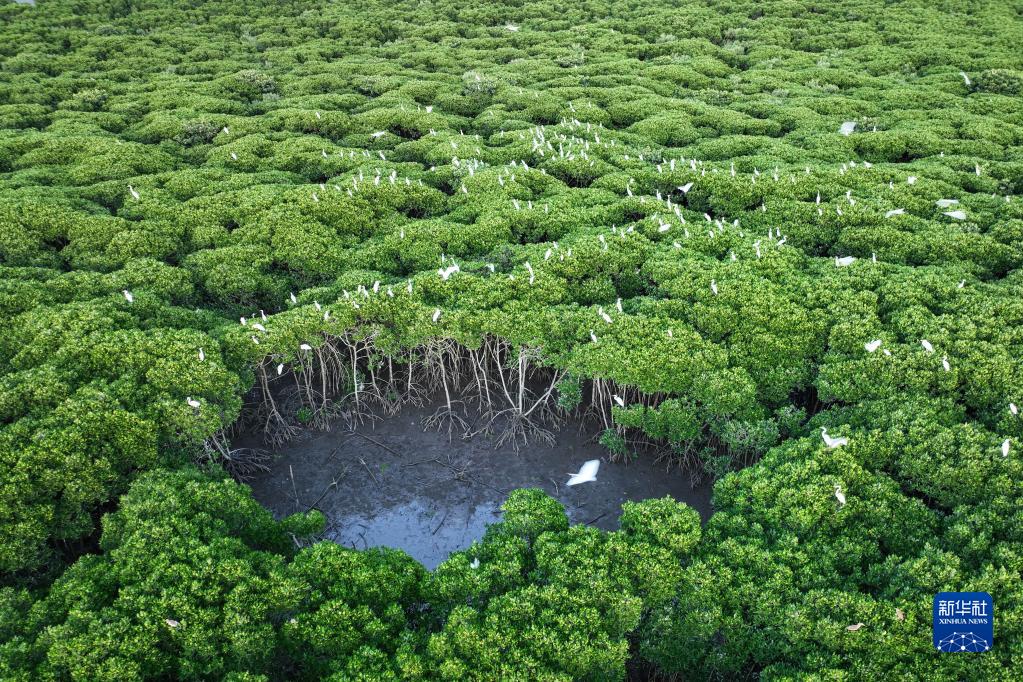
xmin=933 ymin=592 xmax=993 ymax=652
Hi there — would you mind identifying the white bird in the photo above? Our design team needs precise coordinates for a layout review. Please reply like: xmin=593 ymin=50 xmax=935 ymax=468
xmin=299 ymin=343 xmax=312 ymax=351
xmin=834 ymin=485 xmax=847 ymax=506
xmin=821 ymin=427 xmax=848 ymax=449
xmin=944 ymin=210 xmax=966 ymax=220
xmin=432 ymin=308 xmax=442 ymax=323
xmin=921 ymin=339 xmax=934 ymax=353
xmin=122 ymin=289 xmax=134 ymax=303
xmin=370 ymin=130 xmax=386 ymax=139
xmin=678 ymin=182 xmax=694 ymax=194
xmin=710 ymin=280 xmax=718 ymax=295
xmin=186 ymin=397 xmax=200 ymax=410
xmin=615 ymin=297 xmax=623 ymax=313
xmin=289 ymin=292 xmax=297 ymax=304
xmin=960 ymin=71 xmax=971 ymax=86
xmin=613 ymin=394 xmax=625 ymax=407
xmin=598 ymin=307 xmax=613 ymax=324
xmin=885 ymin=208 xmax=905 ymax=218
xmin=907 ymin=176 xmax=917 ymax=185
xmin=835 ymin=256 xmax=856 ymax=267
xmin=839 ymin=121 xmax=856 ymax=136
xmin=230 ymin=152 xmax=238 ymax=161
xmin=505 ymin=23 xmax=519 ymax=32
xmin=425 ymin=105 xmax=434 ymax=113
xmin=128 ymin=185 xmax=140 ymax=201
xmin=589 ymin=329 xmax=598 ymax=343
xmin=252 ymin=323 xmax=266 ymax=332
xmin=936 ymin=199 xmax=959 ymax=208
xmin=1010 ymin=403 xmax=1018 ymax=416
xmin=469 ymin=557 xmax=480 ymax=569
xmin=566 ymin=459 xmax=600 ymax=486
xmin=942 ymin=356 xmax=951 ymax=372
xmin=865 ymin=339 xmax=882 ymax=353
xmin=1002 ymin=438 xmax=1011 ymax=457
xmin=846 ymin=622 xmax=864 ymax=632
xmin=276 ymin=363 xmax=285 ymax=376
xmin=166 ymin=619 xmax=180 ymax=628
xmin=198 ymin=348 xmax=205 ymax=362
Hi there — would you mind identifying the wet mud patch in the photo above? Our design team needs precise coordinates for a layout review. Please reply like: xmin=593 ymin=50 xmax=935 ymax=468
xmin=243 ymin=402 xmax=713 ymax=569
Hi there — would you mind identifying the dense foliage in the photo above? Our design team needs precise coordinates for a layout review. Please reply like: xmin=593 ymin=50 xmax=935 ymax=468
xmin=1 ymin=0 xmax=1022 ymax=678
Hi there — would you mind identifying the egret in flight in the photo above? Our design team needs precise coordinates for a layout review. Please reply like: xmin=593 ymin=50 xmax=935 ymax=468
xmin=567 ymin=459 xmax=599 ymax=486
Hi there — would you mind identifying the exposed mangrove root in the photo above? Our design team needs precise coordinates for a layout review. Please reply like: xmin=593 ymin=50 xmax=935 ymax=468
xmin=199 ymin=432 xmax=271 ymax=480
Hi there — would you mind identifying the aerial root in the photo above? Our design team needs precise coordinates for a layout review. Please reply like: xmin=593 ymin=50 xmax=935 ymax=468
xmin=423 ymin=403 xmax=468 ymax=439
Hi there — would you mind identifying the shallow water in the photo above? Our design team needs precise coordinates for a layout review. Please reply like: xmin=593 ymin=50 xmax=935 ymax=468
xmin=244 ymin=403 xmax=713 ymax=569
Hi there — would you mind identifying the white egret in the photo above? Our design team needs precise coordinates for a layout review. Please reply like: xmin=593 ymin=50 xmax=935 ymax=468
xmin=865 ymin=339 xmax=882 ymax=353
xmin=122 ymin=289 xmax=134 ymax=303
xmin=1010 ymin=403 xmax=1018 ymax=416
xmin=370 ymin=131 xmax=386 ymax=139
xmin=166 ymin=619 xmax=180 ymax=628
xmin=432 ymin=308 xmax=442 ymax=323
xmin=589 ymin=329 xmax=599 ymax=343
xmin=936 ymin=199 xmax=958 ymax=208
xmin=960 ymin=71 xmax=971 ymax=86
xmin=252 ymin=323 xmax=266 ymax=332
xmin=942 ymin=356 xmax=951 ymax=372
xmin=230 ymin=152 xmax=238 ymax=161
xmin=885 ymin=208 xmax=905 ymax=218
xmin=598 ymin=307 xmax=613 ymax=324
xmin=821 ymin=427 xmax=848 ymax=449
xmin=710 ymin=280 xmax=718 ymax=295
xmin=276 ymin=363 xmax=284 ymax=375
xmin=1002 ymin=438 xmax=1011 ymax=457
xmin=835 ymin=256 xmax=855 ymax=267
xmin=839 ymin=121 xmax=856 ymax=136
xmin=944 ymin=210 xmax=966 ymax=220
xmin=198 ymin=348 xmax=205 ymax=362
xmin=678 ymin=182 xmax=693 ymax=194
xmin=616 ymin=297 xmax=623 ymax=313
xmin=834 ymin=485 xmax=846 ymax=506
xmin=299 ymin=343 xmax=312 ymax=351
xmin=566 ymin=459 xmax=600 ymax=486
xmin=613 ymin=394 xmax=625 ymax=407
xmin=505 ymin=23 xmax=519 ymax=31
xmin=846 ymin=623 xmax=864 ymax=632
xmin=186 ymin=397 xmax=200 ymax=410
xmin=921 ymin=339 xmax=934 ymax=353
xmin=907 ymin=176 xmax=917 ymax=185
xmin=290 ymin=292 xmax=297 ymax=304
xmin=128 ymin=185 xmax=140 ymax=200
xmin=470 ymin=557 xmax=480 ymax=569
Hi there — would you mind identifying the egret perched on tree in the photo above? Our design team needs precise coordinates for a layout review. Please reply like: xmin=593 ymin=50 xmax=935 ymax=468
xmin=470 ymin=557 xmax=480 ymax=569
xmin=505 ymin=23 xmax=519 ymax=31
xmin=616 ymin=297 xmax=623 ymax=313
xmin=885 ymin=208 xmax=905 ymax=218
xmin=598 ymin=307 xmax=612 ymax=324
xmin=944 ymin=210 xmax=966 ymax=220
xmin=839 ymin=121 xmax=856 ymax=135
xmin=678 ymin=182 xmax=693 ymax=194
xmin=589 ymin=329 xmax=598 ymax=343
xmin=277 ymin=363 xmax=285 ymax=376
xmin=299 ymin=343 xmax=312 ymax=351
xmin=613 ymin=394 xmax=625 ymax=407
xmin=921 ymin=339 xmax=934 ymax=353
xmin=1011 ymin=403 xmax=1018 ymax=416
xmin=960 ymin=71 xmax=971 ymax=86
xmin=122 ymin=289 xmax=134 ymax=303
xmin=1002 ymin=438 xmax=1011 ymax=457
xmin=166 ymin=619 xmax=180 ymax=629
xmin=567 ymin=459 xmax=599 ymax=486
xmin=834 ymin=485 xmax=846 ymax=506
xmin=936 ymin=199 xmax=958 ymax=208
xmin=128 ymin=185 xmax=140 ymax=201
xmin=432 ymin=308 xmax=442 ymax=322
xmin=710 ymin=280 xmax=718 ymax=295
xmin=186 ymin=397 xmax=200 ymax=410
xmin=198 ymin=348 xmax=205 ymax=362
xmin=821 ymin=427 xmax=848 ymax=449
xmin=835 ymin=256 xmax=855 ymax=267
xmin=942 ymin=356 xmax=951 ymax=372
xmin=846 ymin=623 xmax=864 ymax=632
xmin=370 ymin=131 xmax=386 ymax=139
xmin=865 ymin=339 xmax=882 ymax=353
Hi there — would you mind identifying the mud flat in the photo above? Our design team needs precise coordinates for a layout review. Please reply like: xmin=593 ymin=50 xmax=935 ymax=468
xmin=243 ymin=402 xmax=714 ymax=569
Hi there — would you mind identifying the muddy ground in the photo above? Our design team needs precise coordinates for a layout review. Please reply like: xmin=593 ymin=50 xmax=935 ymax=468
xmin=243 ymin=402 xmax=714 ymax=569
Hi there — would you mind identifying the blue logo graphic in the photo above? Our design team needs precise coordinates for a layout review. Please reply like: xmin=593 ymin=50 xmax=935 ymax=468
xmin=933 ymin=592 xmax=993 ymax=652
